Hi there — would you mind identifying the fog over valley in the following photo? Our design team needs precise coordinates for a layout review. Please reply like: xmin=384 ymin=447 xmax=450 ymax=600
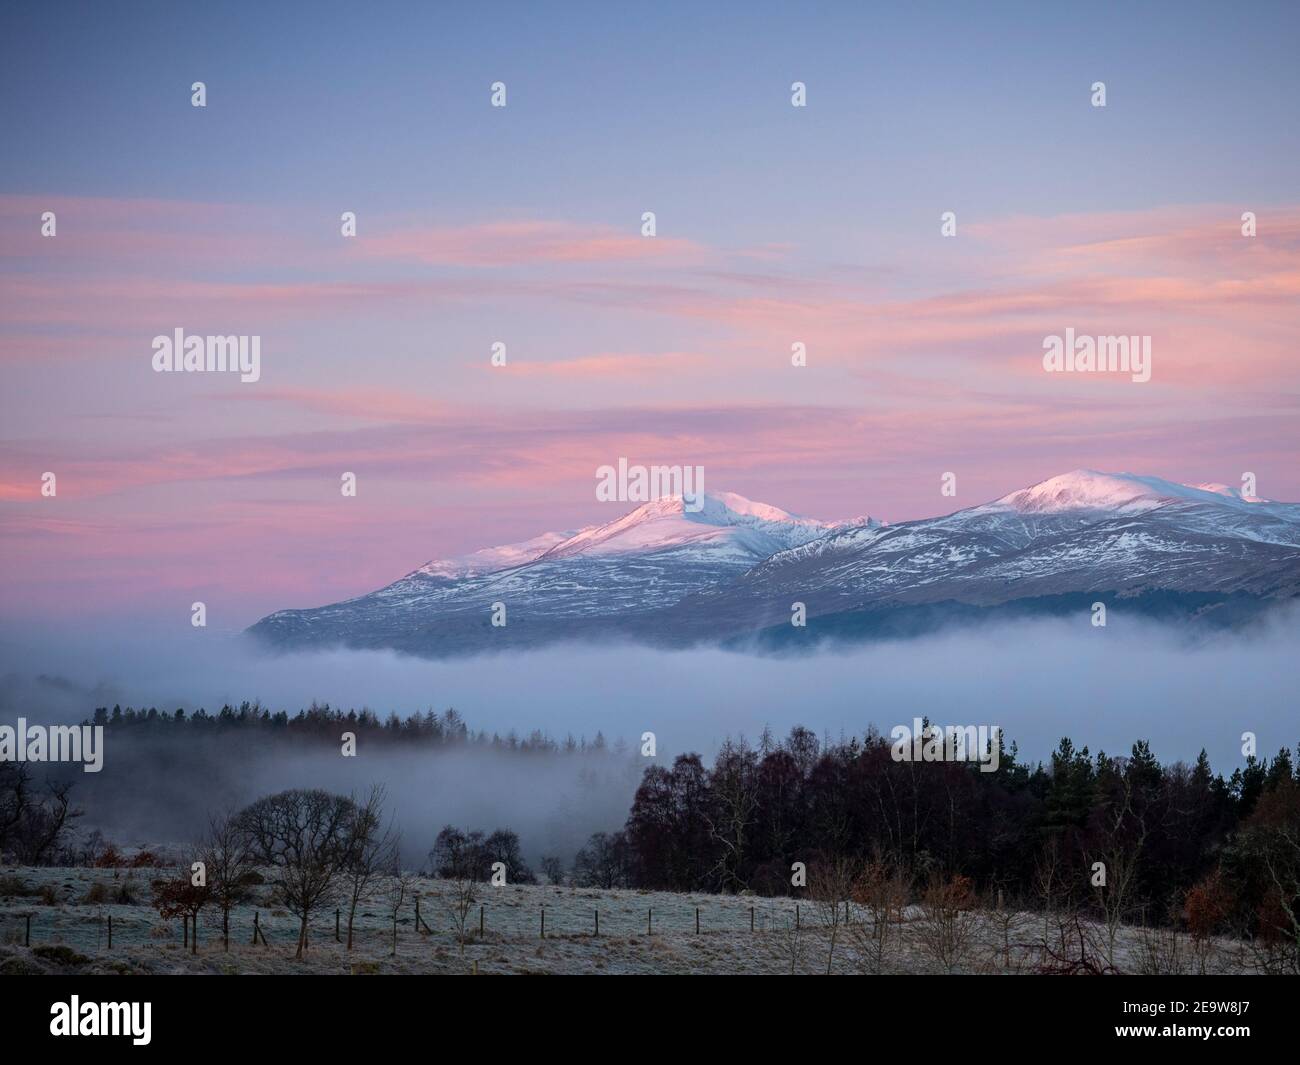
xmin=2 ymin=612 xmax=1296 ymax=863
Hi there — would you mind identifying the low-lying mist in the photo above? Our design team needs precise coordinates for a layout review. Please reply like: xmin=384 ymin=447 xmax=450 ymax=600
xmin=50 ymin=734 xmax=643 ymax=869
xmin=1 ymin=608 xmax=1296 ymax=863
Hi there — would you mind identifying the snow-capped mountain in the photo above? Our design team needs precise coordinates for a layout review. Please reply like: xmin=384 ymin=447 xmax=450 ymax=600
xmin=248 ymin=491 xmax=857 ymax=653
xmin=247 ymin=471 xmax=1300 ymax=655
xmin=672 ymin=470 xmax=1300 ymax=646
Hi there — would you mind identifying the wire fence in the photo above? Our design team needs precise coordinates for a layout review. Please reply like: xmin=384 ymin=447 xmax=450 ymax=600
xmin=1 ymin=896 xmax=838 ymax=953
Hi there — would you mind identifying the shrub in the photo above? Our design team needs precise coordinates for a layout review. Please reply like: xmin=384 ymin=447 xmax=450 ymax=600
xmin=33 ymin=944 xmax=90 ymax=966
xmin=1186 ymin=871 xmax=1231 ymax=940
xmin=81 ymin=882 xmax=109 ymax=905
xmin=0 ymin=875 xmax=32 ymax=897
xmin=0 ymin=955 xmax=42 ymax=975
xmin=915 ymin=874 xmax=978 ymax=973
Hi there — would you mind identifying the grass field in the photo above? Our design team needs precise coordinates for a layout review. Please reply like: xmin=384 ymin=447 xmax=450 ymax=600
xmin=0 ymin=865 xmax=1261 ymax=975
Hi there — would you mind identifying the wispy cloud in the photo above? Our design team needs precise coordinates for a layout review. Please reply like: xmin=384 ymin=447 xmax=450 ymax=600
xmin=4 ymin=197 xmax=1300 ymax=622
xmin=357 ymin=220 xmax=704 ymax=267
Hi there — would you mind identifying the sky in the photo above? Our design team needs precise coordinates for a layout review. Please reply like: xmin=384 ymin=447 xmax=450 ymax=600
xmin=2 ymin=0 xmax=1299 ymax=632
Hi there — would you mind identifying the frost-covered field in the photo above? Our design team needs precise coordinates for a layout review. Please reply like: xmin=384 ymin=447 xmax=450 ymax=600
xmin=0 ymin=866 xmax=1257 ymax=975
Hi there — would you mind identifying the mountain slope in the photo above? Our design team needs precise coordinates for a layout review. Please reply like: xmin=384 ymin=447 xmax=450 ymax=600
xmin=248 ymin=492 xmax=854 ymax=653
xmin=247 ymin=471 xmax=1300 ymax=655
xmin=670 ymin=470 xmax=1300 ymax=643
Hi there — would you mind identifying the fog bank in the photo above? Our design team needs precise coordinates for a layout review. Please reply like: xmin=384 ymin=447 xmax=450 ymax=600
xmin=2 ymin=611 xmax=1296 ymax=856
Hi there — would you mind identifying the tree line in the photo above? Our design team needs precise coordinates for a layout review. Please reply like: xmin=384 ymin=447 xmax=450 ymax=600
xmin=86 ymin=701 xmax=618 ymax=754
xmin=589 ymin=725 xmax=1300 ymax=969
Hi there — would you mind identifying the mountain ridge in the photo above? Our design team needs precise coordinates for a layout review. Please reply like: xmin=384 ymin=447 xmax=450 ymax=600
xmin=247 ymin=471 xmax=1300 ymax=656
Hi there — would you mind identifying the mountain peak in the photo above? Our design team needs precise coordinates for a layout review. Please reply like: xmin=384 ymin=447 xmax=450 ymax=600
xmin=988 ymin=469 xmax=1269 ymax=515
xmin=626 ymin=490 xmax=822 ymax=526
xmin=402 ymin=491 xmax=850 ymax=582
xmin=537 ymin=490 xmax=842 ymax=561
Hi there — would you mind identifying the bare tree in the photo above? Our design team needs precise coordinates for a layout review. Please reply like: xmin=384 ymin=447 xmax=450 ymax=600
xmin=238 ymin=789 xmax=356 ymax=959
xmin=1259 ymin=825 xmax=1300 ymax=974
xmin=808 ymin=856 xmax=857 ymax=975
xmin=983 ymin=884 xmax=1027 ymax=972
xmin=341 ymin=785 xmax=397 ymax=950
xmin=444 ymin=872 xmax=477 ymax=957
xmin=914 ymin=873 xmax=978 ymax=973
xmin=430 ymin=828 xmax=480 ymax=956
xmin=540 ymin=855 xmax=565 ymax=886
xmin=572 ymin=831 xmax=631 ymax=889
xmin=201 ymin=808 xmax=256 ymax=952
xmin=703 ymin=738 xmax=759 ymax=892
xmin=0 ymin=763 xmax=80 ymax=865
xmin=1134 ymin=898 xmax=1187 ymax=974
xmin=382 ymin=857 xmax=416 ymax=958
xmin=848 ymin=856 xmax=908 ymax=974
xmin=1032 ymin=836 xmax=1077 ymax=962
xmin=772 ymin=903 xmax=806 ymax=975
xmin=1087 ymin=775 xmax=1150 ymax=970
xmin=1037 ymin=909 xmax=1117 ymax=974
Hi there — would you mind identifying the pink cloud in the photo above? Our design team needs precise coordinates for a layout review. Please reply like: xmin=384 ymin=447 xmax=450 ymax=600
xmin=0 ymin=194 xmax=311 ymax=269
xmin=358 ymin=220 xmax=703 ymax=267
xmin=6 ymin=391 xmax=1300 ymax=623
xmin=502 ymin=351 xmax=704 ymax=378
xmin=245 ymin=387 xmax=453 ymax=423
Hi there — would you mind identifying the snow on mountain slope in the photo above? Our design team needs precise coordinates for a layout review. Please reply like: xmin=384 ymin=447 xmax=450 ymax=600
xmin=983 ymin=469 xmax=1270 ymax=516
xmin=247 ymin=472 xmax=1300 ymax=655
xmin=247 ymin=491 xmax=853 ymax=651
xmin=676 ymin=471 xmax=1300 ymax=636
xmin=413 ymin=530 xmax=579 ymax=580
xmin=536 ymin=492 xmax=845 ymax=562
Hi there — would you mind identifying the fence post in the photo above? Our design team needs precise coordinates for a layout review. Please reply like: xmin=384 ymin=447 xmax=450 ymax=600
xmin=594 ymin=909 xmax=599 ymax=937
xmin=647 ymin=908 xmax=652 ymax=936
xmin=695 ymin=907 xmax=700 ymax=934
xmin=750 ymin=906 xmax=754 ymax=932
xmin=540 ymin=906 xmax=545 ymax=939
xmin=845 ymin=899 xmax=850 ymax=924
xmin=335 ymin=908 xmax=341 ymax=942
xmin=795 ymin=905 xmax=800 ymax=931
xmin=998 ymin=888 xmax=1009 ymax=966
xmin=183 ymin=914 xmax=189 ymax=950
